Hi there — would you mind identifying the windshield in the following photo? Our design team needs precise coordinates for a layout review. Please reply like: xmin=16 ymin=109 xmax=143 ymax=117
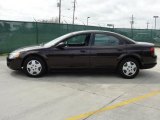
xmin=44 ymin=33 xmax=72 ymax=47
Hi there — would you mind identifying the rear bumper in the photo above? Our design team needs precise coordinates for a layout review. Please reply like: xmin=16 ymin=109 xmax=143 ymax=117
xmin=141 ymin=63 xmax=157 ymax=69
xmin=7 ymin=57 xmax=23 ymax=70
xmin=141 ymin=55 xmax=157 ymax=69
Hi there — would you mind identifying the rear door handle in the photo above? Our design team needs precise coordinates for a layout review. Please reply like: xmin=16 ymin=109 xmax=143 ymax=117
xmin=80 ymin=50 xmax=86 ymax=53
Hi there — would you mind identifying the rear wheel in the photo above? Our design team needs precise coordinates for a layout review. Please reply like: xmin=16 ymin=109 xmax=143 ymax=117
xmin=23 ymin=57 xmax=46 ymax=77
xmin=118 ymin=58 xmax=139 ymax=79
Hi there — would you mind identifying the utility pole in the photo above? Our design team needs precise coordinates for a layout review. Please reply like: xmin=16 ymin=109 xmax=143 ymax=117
xmin=130 ymin=15 xmax=134 ymax=29
xmin=57 ymin=0 xmax=62 ymax=24
xmin=72 ymin=0 xmax=76 ymax=24
xmin=87 ymin=17 xmax=90 ymax=26
xmin=147 ymin=22 xmax=149 ymax=29
xmin=130 ymin=15 xmax=134 ymax=38
xmin=153 ymin=16 xmax=159 ymax=29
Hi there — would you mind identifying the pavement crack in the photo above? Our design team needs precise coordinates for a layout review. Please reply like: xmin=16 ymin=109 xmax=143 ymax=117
xmin=82 ymin=93 xmax=125 ymax=120
xmin=58 ymin=83 xmax=111 ymax=98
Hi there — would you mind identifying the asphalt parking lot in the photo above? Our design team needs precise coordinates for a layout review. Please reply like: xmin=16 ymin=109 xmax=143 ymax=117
xmin=0 ymin=48 xmax=160 ymax=120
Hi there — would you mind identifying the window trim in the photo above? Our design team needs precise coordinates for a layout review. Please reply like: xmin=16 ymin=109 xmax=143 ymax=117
xmin=54 ymin=33 xmax=92 ymax=48
xmin=91 ymin=33 xmax=125 ymax=47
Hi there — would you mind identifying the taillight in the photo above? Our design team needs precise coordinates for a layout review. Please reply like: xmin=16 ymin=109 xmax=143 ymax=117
xmin=150 ymin=47 xmax=155 ymax=56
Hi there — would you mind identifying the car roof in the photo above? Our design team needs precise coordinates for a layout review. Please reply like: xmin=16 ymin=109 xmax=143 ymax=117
xmin=69 ymin=30 xmax=136 ymax=44
xmin=62 ymin=30 xmax=135 ymax=43
xmin=70 ymin=30 xmax=116 ymax=35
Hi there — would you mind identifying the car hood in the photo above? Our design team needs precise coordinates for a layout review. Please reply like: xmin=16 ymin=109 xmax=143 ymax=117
xmin=11 ymin=45 xmax=46 ymax=53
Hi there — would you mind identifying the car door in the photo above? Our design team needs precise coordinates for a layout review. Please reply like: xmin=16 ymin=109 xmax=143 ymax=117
xmin=90 ymin=33 xmax=126 ymax=68
xmin=47 ymin=33 xmax=91 ymax=68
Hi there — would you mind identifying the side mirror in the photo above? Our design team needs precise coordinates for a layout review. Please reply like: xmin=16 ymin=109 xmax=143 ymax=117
xmin=56 ymin=42 xmax=66 ymax=49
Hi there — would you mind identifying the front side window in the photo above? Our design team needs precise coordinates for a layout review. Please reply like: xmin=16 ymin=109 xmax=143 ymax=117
xmin=65 ymin=34 xmax=90 ymax=47
xmin=93 ymin=34 xmax=121 ymax=46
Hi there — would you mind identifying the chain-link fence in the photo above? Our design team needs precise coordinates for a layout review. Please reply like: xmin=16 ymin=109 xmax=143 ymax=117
xmin=0 ymin=20 xmax=160 ymax=53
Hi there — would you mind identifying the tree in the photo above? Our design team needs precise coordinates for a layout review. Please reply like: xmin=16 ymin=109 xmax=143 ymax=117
xmin=38 ymin=17 xmax=59 ymax=23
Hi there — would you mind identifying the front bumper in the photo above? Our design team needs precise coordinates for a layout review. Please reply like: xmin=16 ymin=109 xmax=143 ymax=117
xmin=7 ymin=57 xmax=23 ymax=70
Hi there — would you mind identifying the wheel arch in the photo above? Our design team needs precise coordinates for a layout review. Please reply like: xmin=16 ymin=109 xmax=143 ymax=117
xmin=21 ymin=53 xmax=48 ymax=70
xmin=117 ymin=54 xmax=142 ymax=69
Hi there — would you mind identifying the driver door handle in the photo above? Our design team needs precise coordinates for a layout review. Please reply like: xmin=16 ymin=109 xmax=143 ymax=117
xmin=117 ymin=48 xmax=123 ymax=51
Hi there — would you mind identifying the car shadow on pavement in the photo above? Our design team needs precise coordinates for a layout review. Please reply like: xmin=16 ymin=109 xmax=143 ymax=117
xmin=10 ymin=69 xmax=160 ymax=84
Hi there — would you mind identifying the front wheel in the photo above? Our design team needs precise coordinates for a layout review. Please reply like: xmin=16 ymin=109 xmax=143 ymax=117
xmin=23 ymin=57 xmax=46 ymax=77
xmin=118 ymin=58 xmax=139 ymax=79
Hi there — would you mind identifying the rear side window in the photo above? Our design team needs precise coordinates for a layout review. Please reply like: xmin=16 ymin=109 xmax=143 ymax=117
xmin=93 ymin=34 xmax=122 ymax=46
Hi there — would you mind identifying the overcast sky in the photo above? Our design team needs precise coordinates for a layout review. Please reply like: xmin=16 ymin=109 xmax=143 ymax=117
xmin=0 ymin=0 xmax=160 ymax=29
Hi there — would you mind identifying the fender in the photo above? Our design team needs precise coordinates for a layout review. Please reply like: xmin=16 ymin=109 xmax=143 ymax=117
xmin=21 ymin=50 xmax=49 ymax=68
xmin=22 ymin=51 xmax=47 ymax=59
xmin=117 ymin=53 xmax=142 ymax=64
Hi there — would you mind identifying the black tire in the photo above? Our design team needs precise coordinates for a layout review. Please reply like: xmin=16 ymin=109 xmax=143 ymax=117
xmin=23 ymin=56 xmax=46 ymax=77
xmin=118 ymin=58 xmax=139 ymax=79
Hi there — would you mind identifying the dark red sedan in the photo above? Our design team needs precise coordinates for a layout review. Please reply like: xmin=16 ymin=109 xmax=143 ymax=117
xmin=7 ymin=30 xmax=157 ymax=79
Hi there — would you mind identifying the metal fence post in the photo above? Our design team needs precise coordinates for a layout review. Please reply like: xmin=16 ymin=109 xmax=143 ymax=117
xmin=35 ymin=22 xmax=39 ymax=44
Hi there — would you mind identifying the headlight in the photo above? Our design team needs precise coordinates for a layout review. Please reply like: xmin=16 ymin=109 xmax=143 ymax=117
xmin=9 ymin=52 xmax=20 ymax=59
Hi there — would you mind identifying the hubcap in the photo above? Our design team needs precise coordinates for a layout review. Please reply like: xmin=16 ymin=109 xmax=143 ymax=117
xmin=26 ymin=60 xmax=42 ymax=75
xmin=122 ymin=61 xmax=137 ymax=77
